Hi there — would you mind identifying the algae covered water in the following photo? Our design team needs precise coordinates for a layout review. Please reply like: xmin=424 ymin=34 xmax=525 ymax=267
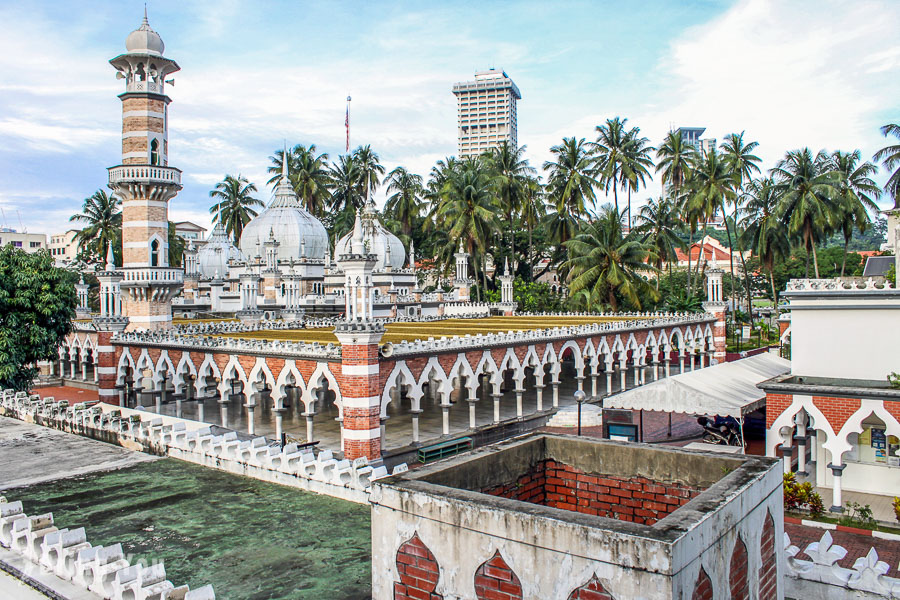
xmin=8 ymin=459 xmax=372 ymax=599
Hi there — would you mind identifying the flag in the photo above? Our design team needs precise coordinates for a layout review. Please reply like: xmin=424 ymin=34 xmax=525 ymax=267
xmin=345 ymin=105 xmax=349 ymax=152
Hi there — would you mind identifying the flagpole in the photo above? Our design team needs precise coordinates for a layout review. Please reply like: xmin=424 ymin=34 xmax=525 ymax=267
xmin=345 ymin=96 xmax=351 ymax=153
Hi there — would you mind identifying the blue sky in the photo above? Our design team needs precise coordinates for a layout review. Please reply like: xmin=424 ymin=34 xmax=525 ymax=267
xmin=0 ymin=0 xmax=898 ymax=236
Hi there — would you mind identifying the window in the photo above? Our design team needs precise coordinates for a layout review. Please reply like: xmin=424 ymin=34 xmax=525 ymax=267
xmin=14 ymin=241 xmax=22 ymax=248
xmin=150 ymin=239 xmax=160 ymax=267
xmin=30 ymin=241 xmax=41 ymax=248
xmin=150 ymin=139 xmax=160 ymax=166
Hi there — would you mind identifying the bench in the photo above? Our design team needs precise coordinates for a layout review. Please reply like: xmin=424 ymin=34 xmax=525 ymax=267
xmin=417 ymin=437 xmax=473 ymax=464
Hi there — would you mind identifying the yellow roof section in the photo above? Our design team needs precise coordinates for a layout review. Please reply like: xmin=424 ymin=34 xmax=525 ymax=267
xmin=214 ymin=315 xmax=651 ymax=346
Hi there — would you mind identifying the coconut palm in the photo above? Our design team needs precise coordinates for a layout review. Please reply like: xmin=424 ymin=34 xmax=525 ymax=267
xmin=829 ymin=150 xmax=881 ymax=275
xmin=71 ymin=189 xmax=122 ymax=265
xmin=353 ymin=145 xmax=385 ymax=201
xmin=619 ymin=127 xmax=655 ymax=229
xmin=209 ymin=175 xmax=263 ymax=246
xmin=741 ymin=177 xmax=790 ymax=302
xmin=686 ymin=148 xmax=736 ymax=289
xmin=328 ymin=155 xmax=363 ymax=213
xmin=593 ymin=117 xmax=630 ymax=214
xmin=771 ymin=149 xmax=838 ymax=278
xmin=384 ymin=166 xmax=424 ymax=239
xmin=488 ymin=142 xmax=535 ymax=268
xmin=874 ymin=123 xmax=900 ymax=209
xmin=720 ymin=132 xmax=761 ymax=318
xmin=167 ymin=221 xmax=185 ymax=267
xmin=519 ymin=175 xmax=546 ymax=278
xmin=543 ymin=137 xmax=598 ymax=222
xmin=634 ymin=196 xmax=684 ymax=284
xmin=656 ymin=130 xmax=697 ymax=200
xmin=564 ymin=205 xmax=658 ymax=312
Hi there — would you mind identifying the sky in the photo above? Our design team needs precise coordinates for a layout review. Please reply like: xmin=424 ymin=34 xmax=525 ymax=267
xmin=0 ymin=0 xmax=898 ymax=237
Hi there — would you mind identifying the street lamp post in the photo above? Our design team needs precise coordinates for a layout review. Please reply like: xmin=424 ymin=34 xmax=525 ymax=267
xmin=574 ymin=390 xmax=586 ymax=436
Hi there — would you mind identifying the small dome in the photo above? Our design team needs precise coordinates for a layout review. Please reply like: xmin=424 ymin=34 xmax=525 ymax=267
xmin=334 ymin=200 xmax=406 ymax=270
xmin=197 ymin=223 xmax=245 ymax=279
xmin=239 ymin=173 xmax=329 ymax=262
xmin=125 ymin=11 xmax=165 ymax=56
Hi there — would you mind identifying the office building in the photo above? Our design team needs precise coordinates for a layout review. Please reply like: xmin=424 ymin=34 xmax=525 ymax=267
xmin=452 ymin=70 xmax=520 ymax=158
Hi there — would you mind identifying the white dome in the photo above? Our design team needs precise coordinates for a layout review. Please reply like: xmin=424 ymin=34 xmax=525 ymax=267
xmin=335 ymin=200 xmax=406 ymax=270
xmin=125 ymin=12 xmax=165 ymax=56
xmin=239 ymin=175 xmax=329 ymax=262
xmin=197 ymin=223 xmax=244 ymax=279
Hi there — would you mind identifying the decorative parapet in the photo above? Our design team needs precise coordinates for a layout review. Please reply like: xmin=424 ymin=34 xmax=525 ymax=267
xmin=0 ymin=390 xmax=406 ymax=502
xmin=785 ymin=529 xmax=900 ymax=598
xmin=0 ymin=495 xmax=214 ymax=600
xmin=785 ymin=278 xmax=895 ymax=292
xmin=112 ymin=329 xmax=343 ymax=360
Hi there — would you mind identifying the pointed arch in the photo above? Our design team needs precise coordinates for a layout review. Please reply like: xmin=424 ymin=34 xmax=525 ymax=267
xmin=417 ymin=356 xmax=452 ymax=399
xmin=475 ymin=351 xmax=502 ymax=390
xmin=448 ymin=354 xmax=478 ymax=398
xmin=116 ymin=350 xmax=136 ymax=386
xmin=381 ymin=360 xmax=417 ymax=414
xmin=305 ymin=362 xmax=342 ymax=414
xmin=153 ymin=350 xmax=176 ymax=386
xmin=218 ymin=355 xmax=248 ymax=396
xmin=247 ymin=357 xmax=276 ymax=395
xmin=274 ymin=359 xmax=306 ymax=404
xmin=173 ymin=353 xmax=197 ymax=395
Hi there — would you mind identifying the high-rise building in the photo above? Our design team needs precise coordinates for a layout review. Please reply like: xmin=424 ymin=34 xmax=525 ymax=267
xmin=675 ymin=126 xmax=716 ymax=154
xmin=452 ymin=69 xmax=520 ymax=158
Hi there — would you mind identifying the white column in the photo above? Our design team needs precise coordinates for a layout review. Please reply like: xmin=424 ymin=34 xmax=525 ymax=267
xmin=410 ymin=409 xmax=421 ymax=444
xmin=468 ymin=400 xmax=477 ymax=429
xmin=552 ymin=382 xmax=559 ymax=408
xmin=493 ymin=393 xmax=501 ymax=423
xmin=515 ymin=390 xmax=523 ymax=418
xmin=829 ymin=462 xmax=845 ymax=512
xmin=441 ymin=404 xmax=450 ymax=436
xmin=535 ymin=384 xmax=544 ymax=411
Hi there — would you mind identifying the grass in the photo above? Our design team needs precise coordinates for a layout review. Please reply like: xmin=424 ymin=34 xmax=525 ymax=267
xmin=785 ymin=510 xmax=900 ymax=535
xmin=211 ymin=315 xmax=655 ymax=345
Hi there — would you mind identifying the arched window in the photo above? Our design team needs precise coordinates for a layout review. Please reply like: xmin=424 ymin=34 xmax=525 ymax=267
xmin=150 ymin=139 xmax=160 ymax=165
xmin=150 ymin=239 xmax=160 ymax=267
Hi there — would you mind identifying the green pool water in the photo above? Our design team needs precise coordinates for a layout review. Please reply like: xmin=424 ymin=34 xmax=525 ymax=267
xmin=8 ymin=459 xmax=372 ymax=599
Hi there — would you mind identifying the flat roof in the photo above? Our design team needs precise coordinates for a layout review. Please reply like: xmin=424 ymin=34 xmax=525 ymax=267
xmin=213 ymin=315 xmax=654 ymax=346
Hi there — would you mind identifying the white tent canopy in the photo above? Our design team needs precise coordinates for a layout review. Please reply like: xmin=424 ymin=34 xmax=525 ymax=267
xmin=604 ymin=353 xmax=790 ymax=418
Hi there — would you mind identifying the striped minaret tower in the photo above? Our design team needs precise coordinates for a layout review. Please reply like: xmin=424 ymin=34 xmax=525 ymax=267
xmin=107 ymin=10 xmax=183 ymax=330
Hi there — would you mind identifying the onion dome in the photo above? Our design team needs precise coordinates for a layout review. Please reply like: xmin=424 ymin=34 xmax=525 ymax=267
xmin=334 ymin=199 xmax=406 ymax=270
xmin=197 ymin=222 xmax=245 ymax=279
xmin=239 ymin=151 xmax=329 ymax=262
xmin=125 ymin=9 xmax=165 ymax=56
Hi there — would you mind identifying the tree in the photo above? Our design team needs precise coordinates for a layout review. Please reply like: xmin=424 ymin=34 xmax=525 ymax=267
xmin=167 ymin=222 xmax=185 ymax=267
xmin=656 ymin=130 xmax=696 ymax=200
xmin=874 ymin=123 xmax=900 ymax=209
xmin=488 ymin=142 xmax=535 ymax=268
xmin=0 ymin=246 xmax=77 ymax=390
xmin=267 ymin=144 xmax=331 ymax=217
xmin=209 ymin=175 xmax=263 ymax=246
xmin=519 ymin=175 xmax=546 ymax=279
xmin=829 ymin=150 xmax=880 ymax=276
xmin=720 ymin=132 xmax=761 ymax=319
xmin=564 ymin=206 xmax=658 ymax=312
xmin=593 ymin=117 xmax=630 ymax=215
xmin=771 ymin=149 xmax=838 ymax=278
xmin=384 ymin=166 xmax=424 ymax=239
xmin=70 ymin=190 xmax=121 ymax=265
xmin=328 ymin=154 xmax=363 ymax=213
xmin=620 ymin=126 xmax=655 ymax=229
xmin=634 ymin=196 xmax=684 ymax=285
xmin=353 ymin=145 xmax=385 ymax=201
xmin=741 ymin=178 xmax=790 ymax=302
xmin=686 ymin=148 xmax=735 ymax=290
xmin=543 ymin=137 xmax=598 ymax=246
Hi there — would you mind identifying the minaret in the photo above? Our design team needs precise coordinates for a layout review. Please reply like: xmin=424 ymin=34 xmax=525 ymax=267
xmin=107 ymin=10 xmax=183 ymax=330
xmin=702 ymin=259 xmax=727 ymax=365
xmin=499 ymin=257 xmax=515 ymax=307
xmin=453 ymin=240 xmax=472 ymax=302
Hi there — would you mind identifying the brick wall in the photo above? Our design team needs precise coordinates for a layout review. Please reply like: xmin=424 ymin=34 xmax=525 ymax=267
xmin=482 ymin=459 xmax=703 ymax=525
xmin=567 ymin=575 xmax=616 ymax=600
xmin=729 ymin=536 xmax=749 ymax=600
xmin=474 ymin=551 xmax=522 ymax=600
xmin=394 ymin=534 xmax=442 ymax=600
xmin=765 ymin=393 xmax=793 ymax=428
xmin=758 ymin=512 xmax=777 ymax=600
xmin=692 ymin=568 xmax=713 ymax=600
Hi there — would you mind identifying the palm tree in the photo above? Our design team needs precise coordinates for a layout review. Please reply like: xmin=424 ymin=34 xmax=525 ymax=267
xmin=656 ymin=130 xmax=697 ymax=200
xmin=209 ymin=175 xmax=263 ymax=246
xmin=686 ymin=148 xmax=735 ymax=289
xmin=519 ymin=175 xmax=546 ymax=279
xmin=488 ymin=142 xmax=535 ymax=269
xmin=433 ymin=159 xmax=501 ymax=300
xmin=874 ymin=123 xmax=900 ymax=209
xmin=564 ymin=205 xmax=658 ymax=312
xmin=830 ymin=150 xmax=881 ymax=275
xmin=353 ymin=145 xmax=385 ymax=201
xmin=167 ymin=221 xmax=185 ymax=267
xmin=771 ymin=149 xmax=838 ymax=278
xmin=543 ymin=137 xmax=598 ymax=222
xmin=267 ymin=144 xmax=331 ymax=217
xmin=634 ymin=196 xmax=684 ymax=285
xmin=720 ymin=132 xmax=761 ymax=318
xmin=70 ymin=189 xmax=122 ymax=265
xmin=741 ymin=177 xmax=790 ymax=302
xmin=384 ymin=166 xmax=424 ymax=239
xmin=328 ymin=154 xmax=363 ymax=213
xmin=593 ymin=117 xmax=630 ymax=214
xmin=619 ymin=127 xmax=655 ymax=229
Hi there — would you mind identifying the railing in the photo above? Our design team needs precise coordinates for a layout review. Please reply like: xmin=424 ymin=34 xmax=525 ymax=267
xmin=126 ymin=80 xmax=165 ymax=94
xmin=785 ymin=277 xmax=895 ymax=292
xmin=108 ymin=165 xmax=182 ymax=186
xmin=119 ymin=268 xmax=184 ymax=284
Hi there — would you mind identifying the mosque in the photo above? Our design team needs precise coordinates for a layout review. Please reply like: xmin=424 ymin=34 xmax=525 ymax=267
xmin=56 ymin=13 xmax=725 ymax=464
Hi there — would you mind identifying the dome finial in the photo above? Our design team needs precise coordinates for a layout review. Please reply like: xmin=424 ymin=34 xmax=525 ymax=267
xmin=143 ymin=3 xmax=149 ymax=26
